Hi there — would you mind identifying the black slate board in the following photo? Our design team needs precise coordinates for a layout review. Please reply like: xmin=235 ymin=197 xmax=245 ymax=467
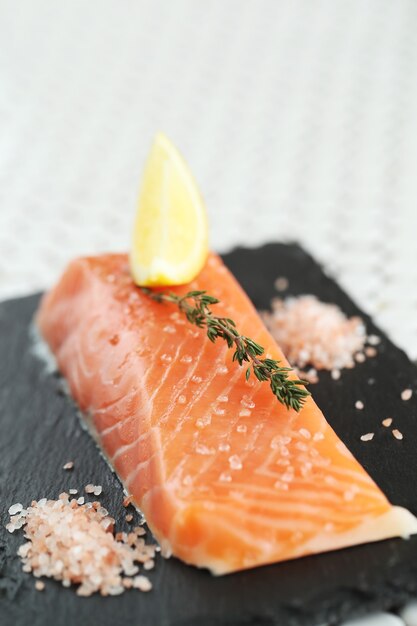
xmin=1 ymin=242 xmax=417 ymax=626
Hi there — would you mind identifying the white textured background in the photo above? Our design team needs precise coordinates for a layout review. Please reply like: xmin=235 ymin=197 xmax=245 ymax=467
xmin=1 ymin=0 xmax=417 ymax=360
xmin=2 ymin=2 xmax=417 ymax=623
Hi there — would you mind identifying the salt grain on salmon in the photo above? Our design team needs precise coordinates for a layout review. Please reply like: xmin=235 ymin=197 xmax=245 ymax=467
xmin=63 ymin=462 xmax=74 ymax=470
xmin=360 ymin=433 xmax=374 ymax=442
xmin=382 ymin=418 xmax=393 ymax=428
xmin=229 ymin=455 xmax=243 ymax=470
xmin=123 ymin=495 xmax=133 ymax=507
xmin=392 ymin=429 xmax=404 ymax=440
xmin=401 ymin=389 xmax=413 ymax=401
xmin=196 ymin=443 xmax=215 ymax=455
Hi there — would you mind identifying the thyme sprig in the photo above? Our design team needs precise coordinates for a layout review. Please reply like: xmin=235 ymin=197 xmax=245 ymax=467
xmin=141 ymin=288 xmax=310 ymax=412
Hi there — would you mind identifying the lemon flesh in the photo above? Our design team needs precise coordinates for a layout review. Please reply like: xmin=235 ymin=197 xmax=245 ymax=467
xmin=130 ymin=133 xmax=209 ymax=287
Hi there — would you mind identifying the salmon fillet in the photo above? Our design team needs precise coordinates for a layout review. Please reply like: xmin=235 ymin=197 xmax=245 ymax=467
xmin=37 ymin=253 xmax=417 ymax=574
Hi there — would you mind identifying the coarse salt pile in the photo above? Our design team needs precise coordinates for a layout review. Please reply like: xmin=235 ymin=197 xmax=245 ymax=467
xmin=6 ymin=494 xmax=155 ymax=596
xmin=263 ymin=295 xmax=367 ymax=372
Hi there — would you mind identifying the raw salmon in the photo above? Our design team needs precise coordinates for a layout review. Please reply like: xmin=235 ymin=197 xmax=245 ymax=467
xmin=37 ymin=253 xmax=417 ymax=574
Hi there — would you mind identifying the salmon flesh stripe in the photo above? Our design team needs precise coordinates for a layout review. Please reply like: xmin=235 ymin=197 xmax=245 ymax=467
xmin=36 ymin=253 xmax=417 ymax=574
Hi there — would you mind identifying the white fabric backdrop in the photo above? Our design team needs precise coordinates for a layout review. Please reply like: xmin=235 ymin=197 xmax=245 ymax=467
xmin=1 ymin=0 xmax=417 ymax=359
xmin=2 ymin=2 xmax=417 ymax=623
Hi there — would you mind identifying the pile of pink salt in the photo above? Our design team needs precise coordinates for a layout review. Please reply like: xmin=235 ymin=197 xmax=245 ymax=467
xmin=6 ymin=493 xmax=155 ymax=596
xmin=263 ymin=295 xmax=372 ymax=376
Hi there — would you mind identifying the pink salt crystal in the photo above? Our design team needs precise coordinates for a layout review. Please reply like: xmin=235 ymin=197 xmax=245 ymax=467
xmin=262 ymin=294 xmax=366 ymax=371
xmin=108 ymin=585 xmax=125 ymax=596
xmin=18 ymin=543 xmax=31 ymax=558
xmin=313 ymin=432 xmax=324 ymax=442
xmin=301 ymin=368 xmax=319 ymax=384
xmin=8 ymin=503 xmax=23 ymax=515
xmin=125 ymin=514 xmax=133 ymax=523
xmin=123 ymin=495 xmax=133 ymax=507
xmin=368 ymin=335 xmax=380 ymax=346
xmin=355 ymin=353 xmax=366 ymax=363
xmin=331 ymin=369 xmax=341 ymax=381
xmin=343 ymin=488 xmax=357 ymax=502
xmin=69 ymin=489 xmax=77 ymax=495
xmin=401 ymin=389 xmax=413 ymax=401
xmin=8 ymin=493 xmax=157 ymax=596
xmin=355 ymin=400 xmax=364 ymax=410
xmin=85 ymin=484 xmax=95 ymax=494
xmin=365 ymin=347 xmax=377 ymax=358
xmin=143 ymin=559 xmax=155 ymax=570
xmin=63 ymin=462 xmax=74 ymax=470
xmin=93 ymin=486 xmax=102 ymax=496
xmin=133 ymin=575 xmax=152 ymax=591
xmin=274 ymin=277 xmax=289 ymax=292
xmin=382 ymin=418 xmax=393 ymax=427
xmin=392 ymin=429 xmax=404 ymax=440
xmin=228 ymin=455 xmax=243 ymax=470
xmin=360 ymin=433 xmax=374 ymax=442
xmin=35 ymin=580 xmax=45 ymax=591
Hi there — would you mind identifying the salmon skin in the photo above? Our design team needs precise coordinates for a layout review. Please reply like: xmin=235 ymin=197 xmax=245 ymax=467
xmin=37 ymin=253 xmax=417 ymax=575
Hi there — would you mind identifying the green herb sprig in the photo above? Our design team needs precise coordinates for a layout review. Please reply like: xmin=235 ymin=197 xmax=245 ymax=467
xmin=141 ymin=288 xmax=310 ymax=412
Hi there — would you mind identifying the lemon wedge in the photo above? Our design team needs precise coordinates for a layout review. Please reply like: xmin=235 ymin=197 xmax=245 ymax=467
xmin=130 ymin=133 xmax=209 ymax=286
